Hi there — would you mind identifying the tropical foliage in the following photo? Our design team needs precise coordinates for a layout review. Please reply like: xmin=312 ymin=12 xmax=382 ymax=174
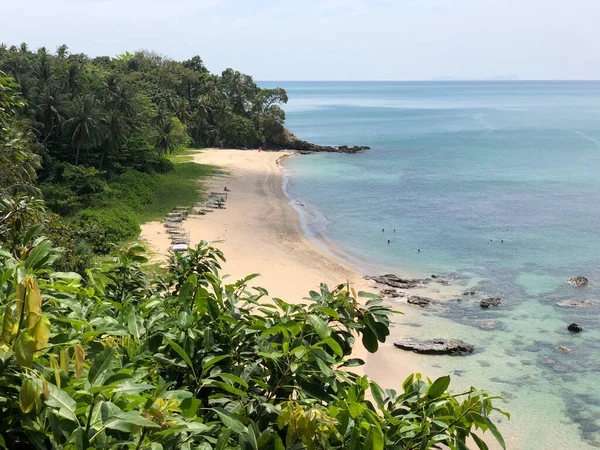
xmin=0 ymin=239 xmax=507 ymax=449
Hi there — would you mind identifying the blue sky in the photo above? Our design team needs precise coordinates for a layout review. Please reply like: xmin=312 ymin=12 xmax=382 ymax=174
xmin=2 ymin=0 xmax=598 ymax=80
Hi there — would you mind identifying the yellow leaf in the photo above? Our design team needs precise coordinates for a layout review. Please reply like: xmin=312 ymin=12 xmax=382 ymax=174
xmin=60 ymin=348 xmax=69 ymax=373
xmin=14 ymin=332 xmax=35 ymax=368
xmin=16 ymin=279 xmax=26 ymax=323
xmin=25 ymin=279 xmax=42 ymax=329
xmin=32 ymin=315 xmax=50 ymax=353
xmin=19 ymin=378 xmax=38 ymax=413
xmin=42 ymin=380 xmax=50 ymax=400
xmin=74 ymin=344 xmax=85 ymax=379
xmin=1 ymin=305 xmax=18 ymax=346
xmin=49 ymin=356 xmax=61 ymax=389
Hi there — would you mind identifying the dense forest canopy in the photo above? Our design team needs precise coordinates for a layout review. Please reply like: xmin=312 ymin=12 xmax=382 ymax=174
xmin=0 ymin=43 xmax=288 ymax=172
xmin=0 ymin=43 xmax=288 ymax=271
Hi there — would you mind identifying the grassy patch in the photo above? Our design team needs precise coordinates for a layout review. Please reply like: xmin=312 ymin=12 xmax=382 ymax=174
xmin=134 ymin=150 xmax=217 ymax=222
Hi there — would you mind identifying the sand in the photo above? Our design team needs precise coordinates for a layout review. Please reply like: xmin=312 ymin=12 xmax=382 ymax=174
xmin=140 ymin=149 xmax=426 ymax=377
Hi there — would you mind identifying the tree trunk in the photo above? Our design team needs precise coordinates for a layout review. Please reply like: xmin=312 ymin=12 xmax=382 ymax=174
xmin=98 ymin=148 xmax=106 ymax=171
xmin=75 ymin=141 xmax=81 ymax=166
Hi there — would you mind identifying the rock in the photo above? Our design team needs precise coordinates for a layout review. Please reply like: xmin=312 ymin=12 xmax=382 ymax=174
xmin=557 ymin=299 xmax=593 ymax=308
xmin=380 ymin=288 xmax=402 ymax=298
xmin=480 ymin=320 xmax=498 ymax=329
xmin=365 ymin=274 xmax=429 ymax=289
xmin=431 ymin=274 xmax=438 ymax=278
xmin=558 ymin=345 xmax=572 ymax=353
xmin=407 ymin=295 xmax=433 ymax=307
xmin=394 ymin=338 xmax=474 ymax=355
xmin=463 ymin=291 xmax=476 ymax=296
xmin=266 ymin=127 xmax=370 ymax=154
xmin=568 ymin=323 xmax=583 ymax=332
xmin=480 ymin=297 xmax=502 ymax=308
xmin=567 ymin=276 xmax=589 ymax=286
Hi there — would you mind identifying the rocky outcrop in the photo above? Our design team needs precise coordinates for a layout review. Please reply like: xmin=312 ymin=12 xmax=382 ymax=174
xmin=480 ymin=320 xmax=498 ymax=329
xmin=480 ymin=297 xmax=502 ymax=308
xmin=567 ymin=276 xmax=589 ymax=286
xmin=394 ymin=338 xmax=474 ymax=355
xmin=407 ymin=296 xmax=433 ymax=307
xmin=380 ymin=288 xmax=403 ymax=298
xmin=557 ymin=300 xmax=593 ymax=308
xmin=568 ymin=323 xmax=583 ymax=332
xmin=365 ymin=274 xmax=429 ymax=289
xmin=266 ymin=127 xmax=369 ymax=153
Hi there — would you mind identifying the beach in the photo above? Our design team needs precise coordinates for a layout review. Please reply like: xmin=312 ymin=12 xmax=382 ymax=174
xmin=140 ymin=148 xmax=429 ymax=379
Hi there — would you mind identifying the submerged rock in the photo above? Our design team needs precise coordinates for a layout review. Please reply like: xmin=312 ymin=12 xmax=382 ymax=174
xmin=567 ymin=276 xmax=589 ymax=286
xmin=394 ymin=338 xmax=474 ymax=355
xmin=407 ymin=295 xmax=433 ymax=307
xmin=463 ymin=291 xmax=476 ymax=296
xmin=557 ymin=299 xmax=593 ymax=308
xmin=480 ymin=297 xmax=502 ymax=308
xmin=364 ymin=274 xmax=429 ymax=289
xmin=480 ymin=320 xmax=498 ymax=329
xmin=568 ymin=323 xmax=584 ymax=332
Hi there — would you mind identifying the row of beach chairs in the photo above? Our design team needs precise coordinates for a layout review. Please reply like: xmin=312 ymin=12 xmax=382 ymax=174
xmin=166 ymin=191 xmax=230 ymax=254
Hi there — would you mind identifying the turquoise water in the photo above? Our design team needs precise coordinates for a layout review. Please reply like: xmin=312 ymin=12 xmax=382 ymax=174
xmin=262 ymin=81 xmax=600 ymax=449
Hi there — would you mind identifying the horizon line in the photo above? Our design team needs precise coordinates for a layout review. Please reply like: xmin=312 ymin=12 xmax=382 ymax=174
xmin=257 ymin=79 xmax=600 ymax=83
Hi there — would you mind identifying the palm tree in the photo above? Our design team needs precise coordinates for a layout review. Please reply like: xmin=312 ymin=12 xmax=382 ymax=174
xmin=56 ymin=44 xmax=69 ymax=59
xmin=105 ymin=82 xmax=138 ymax=121
xmin=64 ymin=95 xmax=101 ymax=165
xmin=171 ymin=97 xmax=189 ymax=125
xmin=98 ymin=109 xmax=127 ymax=170
xmin=36 ymin=87 xmax=67 ymax=139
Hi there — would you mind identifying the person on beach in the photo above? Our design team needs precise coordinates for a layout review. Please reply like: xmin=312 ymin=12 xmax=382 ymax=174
xmin=387 ymin=240 xmax=391 ymax=244
xmin=258 ymin=146 xmax=262 ymax=152
xmin=382 ymin=228 xmax=384 ymax=232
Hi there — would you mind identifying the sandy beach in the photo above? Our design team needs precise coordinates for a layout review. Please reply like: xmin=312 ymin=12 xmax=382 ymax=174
xmin=140 ymin=148 xmax=428 ymax=379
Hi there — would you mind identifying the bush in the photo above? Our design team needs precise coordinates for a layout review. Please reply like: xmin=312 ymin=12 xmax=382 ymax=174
xmin=0 ymin=241 xmax=508 ymax=450
xmin=72 ymin=206 xmax=140 ymax=253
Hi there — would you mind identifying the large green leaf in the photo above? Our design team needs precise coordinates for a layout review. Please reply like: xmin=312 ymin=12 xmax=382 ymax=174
xmin=484 ymin=417 xmax=506 ymax=450
xmin=427 ymin=376 xmax=450 ymax=399
xmin=127 ymin=309 xmax=145 ymax=339
xmin=167 ymin=338 xmax=196 ymax=376
xmin=307 ymin=315 xmax=330 ymax=339
xmin=213 ymin=407 xmax=247 ymax=433
xmin=112 ymin=380 xmax=155 ymax=395
xmin=19 ymin=378 xmax=38 ymax=413
xmin=88 ymin=347 xmax=116 ymax=387
xmin=43 ymin=382 xmax=78 ymax=423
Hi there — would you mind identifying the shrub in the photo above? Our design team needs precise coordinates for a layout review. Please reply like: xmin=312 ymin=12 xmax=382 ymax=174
xmin=0 ymin=240 xmax=508 ymax=450
xmin=72 ymin=206 xmax=140 ymax=253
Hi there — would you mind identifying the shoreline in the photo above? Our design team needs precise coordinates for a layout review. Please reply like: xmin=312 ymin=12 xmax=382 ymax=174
xmin=140 ymin=148 xmax=427 ymax=381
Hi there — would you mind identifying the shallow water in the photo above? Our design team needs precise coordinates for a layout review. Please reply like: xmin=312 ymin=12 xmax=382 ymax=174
xmin=261 ymin=81 xmax=600 ymax=448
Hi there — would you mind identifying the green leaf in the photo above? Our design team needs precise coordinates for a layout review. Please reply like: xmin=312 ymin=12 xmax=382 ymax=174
xmin=485 ymin=417 xmax=506 ymax=450
xmin=167 ymin=339 xmax=196 ymax=377
xmin=427 ymin=375 xmax=450 ymax=399
xmin=24 ymin=240 xmax=52 ymax=270
xmin=43 ymin=382 xmax=78 ymax=423
xmin=202 ymin=355 xmax=230 ymax=375
xmin=104 ymin=411 xmax=160 ymax=431
xmin=88 ymin=347 xmax=116 ymax=387
xmin=127 ymin=309 xmax=146 ymax=339
xmin=471 ymin=433 xmax=490 ymax=450
xmin=323 ymin=337 xmax=343 ymax=357
xmin=307 ymin=315 xmax=330 ymax=338
xmin=371 ymin=425 xmax=384 ymax=450
xmin=361 ymin=329 xmax=378 ymax=353
xmin=213 ymin=407 xmax=247 ymax=433
xmin=113 ymin=380 xmax=156 ymax=395
xmin=370 ymin=382 xmax=386 ymax=409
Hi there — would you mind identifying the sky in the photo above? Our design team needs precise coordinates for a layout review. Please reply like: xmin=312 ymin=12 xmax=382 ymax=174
xmin=1 ymin=0 xmax=599 ymax=80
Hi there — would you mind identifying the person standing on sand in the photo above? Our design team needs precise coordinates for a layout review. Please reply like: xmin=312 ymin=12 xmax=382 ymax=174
xmin=258 ymin=146 xmax=262 ymax=152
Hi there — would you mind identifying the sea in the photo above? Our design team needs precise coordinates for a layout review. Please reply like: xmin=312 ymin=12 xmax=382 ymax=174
xmin=260 ymin=80 xmax=600 ymax=449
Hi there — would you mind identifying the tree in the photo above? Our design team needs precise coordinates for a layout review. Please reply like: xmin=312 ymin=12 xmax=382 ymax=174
xmin=0 ymin=72 xmax=40 ymax=191
xmin=35 ymin=86 xmax=67 ymax=139
xmin=153 ymin=114 xmax=189 ymax=157
xmin=56 ymin=44 xmax=69 ymax=59
xmin=64 ymin=94 xmax=101 ymax=165
xmin=98 ymin=109 xmax=127 ymax=170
